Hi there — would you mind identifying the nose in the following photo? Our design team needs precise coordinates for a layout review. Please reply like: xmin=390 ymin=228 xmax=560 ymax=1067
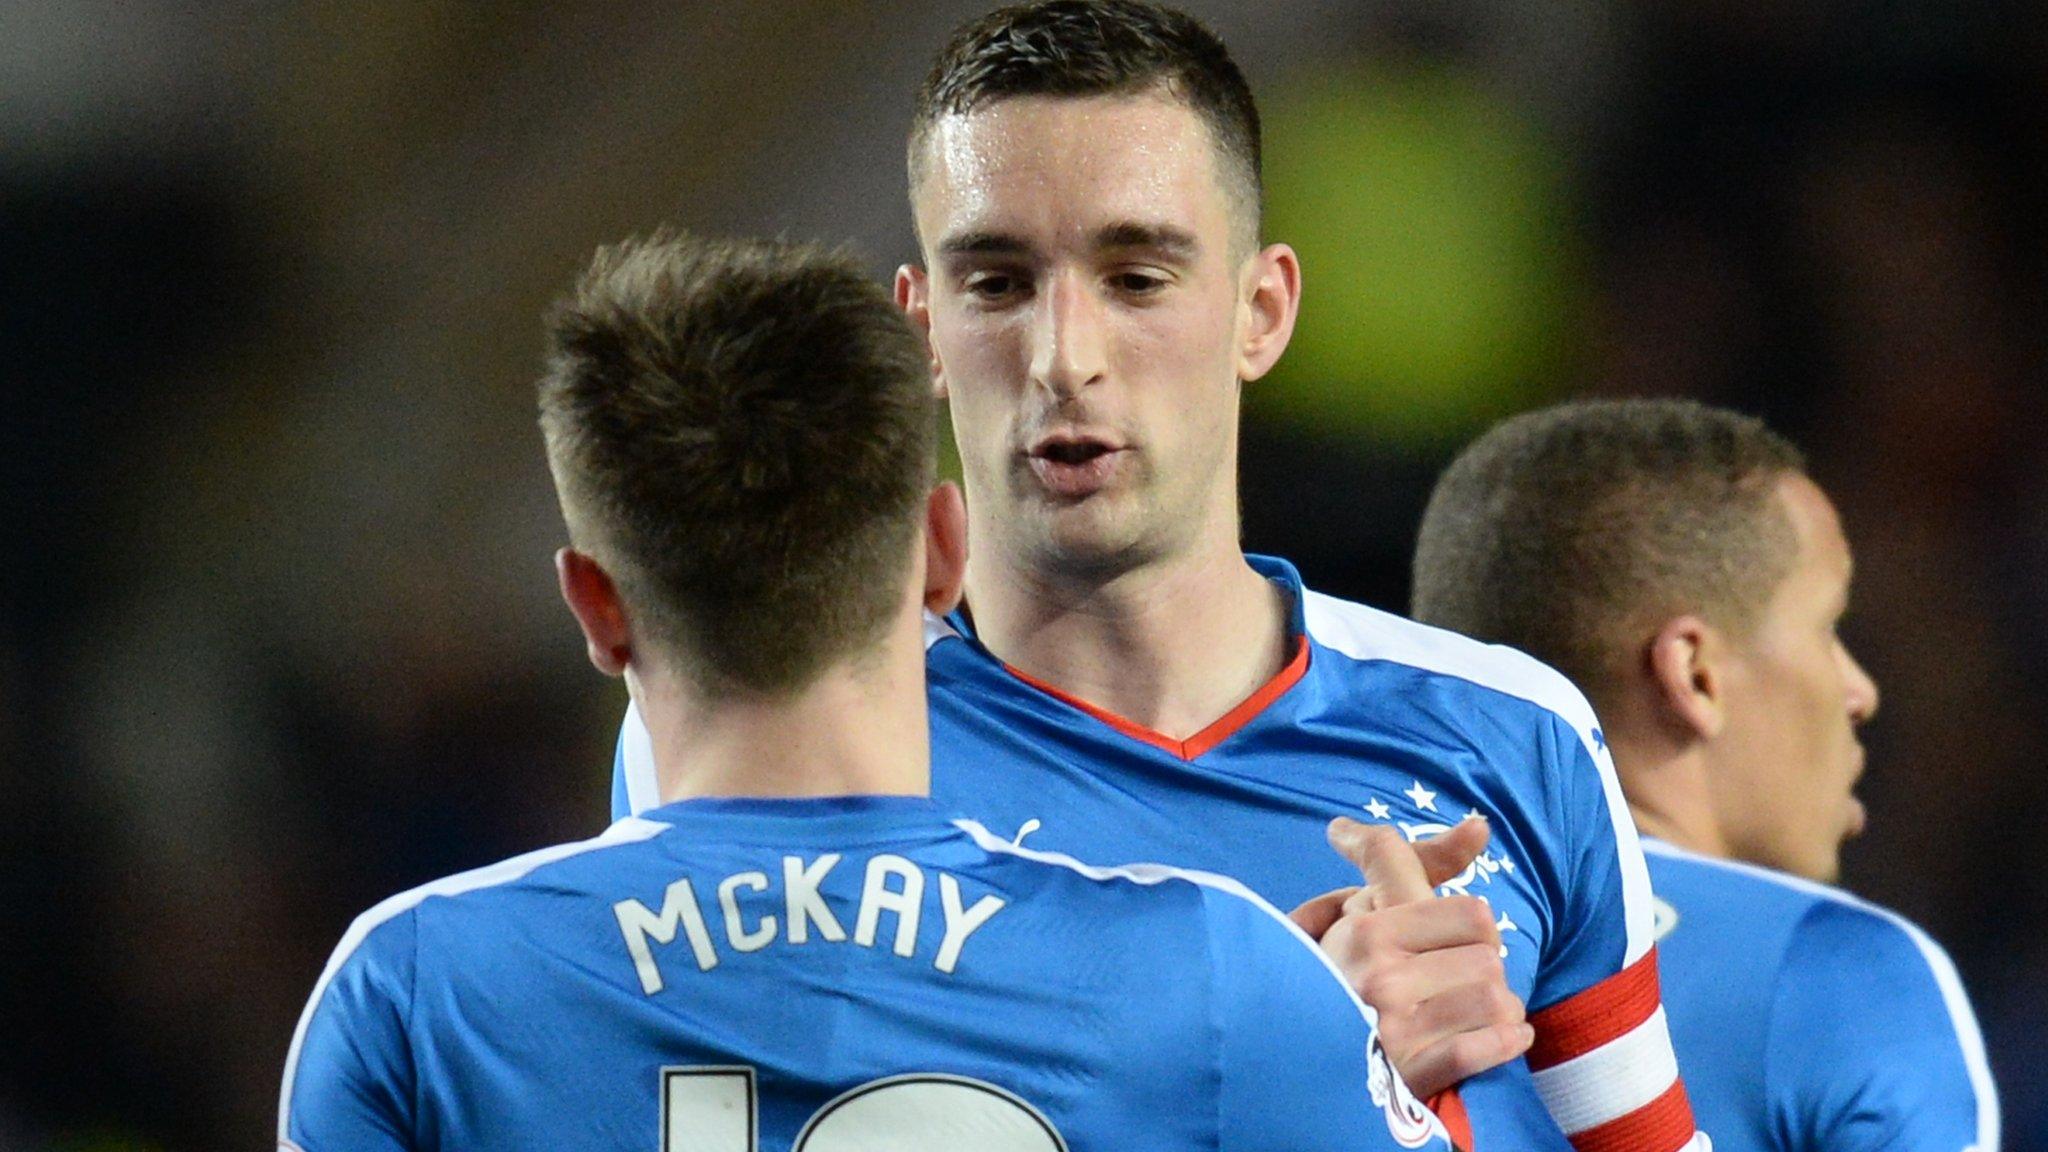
xmin=1842 ymin=644 xmax=1880 ymax=724
xmin=1028 ymin=268 xmax=1107 ymax=400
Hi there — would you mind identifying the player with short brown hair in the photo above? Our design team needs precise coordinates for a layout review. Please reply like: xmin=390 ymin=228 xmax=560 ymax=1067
xmin=615 ymin=8 xmax=1707 ymax=1149
xmin=1413 ymin=398 xmax=1997 ymax=1152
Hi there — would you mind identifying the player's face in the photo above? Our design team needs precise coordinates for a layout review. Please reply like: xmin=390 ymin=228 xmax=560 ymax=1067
xmin=1711 ymin=474 xmax=1880 ymax=882
xmin=903 ymin=93 xmax=1283 ymax=578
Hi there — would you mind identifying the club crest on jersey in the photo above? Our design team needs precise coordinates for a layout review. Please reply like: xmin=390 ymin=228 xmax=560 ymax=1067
xmin=1358 ymin=781 xmax=1518 ymax=899
xmin=1367 ymin=1031 xmax=1441 ymax=1148
xmin=1358 ymin=782 xmax=1527 ymax=957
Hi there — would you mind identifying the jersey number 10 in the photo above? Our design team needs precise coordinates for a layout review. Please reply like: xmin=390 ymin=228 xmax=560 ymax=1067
xmin=664 ymin=1066 xmax=1069 ymax=1152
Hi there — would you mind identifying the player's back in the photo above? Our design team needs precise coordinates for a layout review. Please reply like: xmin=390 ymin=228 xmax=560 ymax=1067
xmin=1644 ymin=839 xmax=1998 ymax=1152
xmin=281 ymin=794 xmax=1445 ymax=1152
xmin=613 ymin=558 xmax=1696 ymax=1152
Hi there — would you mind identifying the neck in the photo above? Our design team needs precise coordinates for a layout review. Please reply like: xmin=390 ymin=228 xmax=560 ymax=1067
xmin=962 ymin=537 xmax=1290 ymax=741
xmin=1610 ymin=732 xmax=1731 ymax=858
xmin=630 ymin=629 xmax=930 ymax=806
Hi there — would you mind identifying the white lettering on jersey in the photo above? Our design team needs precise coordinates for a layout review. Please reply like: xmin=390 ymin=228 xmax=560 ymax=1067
xmin=718 ymin=871 xmax=777 ymax=952
xmin=854 ymin=854 xmax=925 ymax=958
xmin=785 ymin=854 xmax=847 ymax=944
xmin=618 ymin=856 xmax=1007 ymax=994
xmin=615 ymin=877 xmax=722 ymax=994
xmin=935 ymin=874 xmax=1006 ymax=975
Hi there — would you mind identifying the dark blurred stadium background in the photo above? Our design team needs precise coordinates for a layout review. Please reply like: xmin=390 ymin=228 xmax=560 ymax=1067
xmin=4 ymin=2 xmax=2044 ymax=1147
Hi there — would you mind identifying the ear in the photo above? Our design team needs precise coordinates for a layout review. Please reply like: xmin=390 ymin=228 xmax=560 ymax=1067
xmin=556 ymin=547 xmax=633 ymax=677
xmin=895 ymin=263 xmax=947 ymax=400
xmin=1236 ymin=242 xmax=1303 ymax=383
xmin=922 ymin=481 xmax=968 ymax=616
xmin=1645 ymin=614 xmax=1726 ymax=740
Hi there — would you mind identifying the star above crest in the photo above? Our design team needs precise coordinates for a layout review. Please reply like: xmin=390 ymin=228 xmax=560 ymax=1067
xmin=1403 ymin=781 xmax=1438 ymax=812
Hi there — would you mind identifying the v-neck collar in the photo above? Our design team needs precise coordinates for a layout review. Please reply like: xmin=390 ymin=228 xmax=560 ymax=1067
xmin=946 ymin=555 xmax=1312 ymax=761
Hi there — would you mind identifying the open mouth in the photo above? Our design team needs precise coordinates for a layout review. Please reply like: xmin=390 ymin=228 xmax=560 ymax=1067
xmin=1025 ymin=434 xmax=1126 ymax=497
xmin=1033 ymin=438 xmax=1115 ymax=466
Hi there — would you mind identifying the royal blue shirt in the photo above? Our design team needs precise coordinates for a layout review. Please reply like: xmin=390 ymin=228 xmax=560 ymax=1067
xmin=613 ymin=558 xmax=1696 ymax=1151
xmin=281 ymin=795 xmax=1450 ymax=1152
xmin=1646 ymin=839 xmax=1999 ymax=1152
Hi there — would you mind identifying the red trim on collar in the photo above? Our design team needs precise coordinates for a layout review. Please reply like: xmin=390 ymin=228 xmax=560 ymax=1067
xmin=1002 ymin=635 xmax=1310 ymax=761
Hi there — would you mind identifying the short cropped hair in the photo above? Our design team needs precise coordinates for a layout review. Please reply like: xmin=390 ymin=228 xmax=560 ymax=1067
xmin=538 ymin=230 xmax=935 ymax=697
xmin=1412 ymin=399 xmax=1806 ymax=708
xmin=909 ymin=0 xmax=1262 ymax=248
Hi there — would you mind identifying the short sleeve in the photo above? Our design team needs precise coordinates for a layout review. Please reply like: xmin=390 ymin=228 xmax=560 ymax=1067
xmin=1532 ymin=713 xmax=1653 ymax=1009
xmin=278 ymin=909 xmax=419 ymax=1151
xmin=1769 ymin=901 xmax=1997 ymax=1152
xmin=1524 ymin=716 xmax=1702 ymax=1152
xmin=1205 ymin=884 xmax=1451 ymax=1152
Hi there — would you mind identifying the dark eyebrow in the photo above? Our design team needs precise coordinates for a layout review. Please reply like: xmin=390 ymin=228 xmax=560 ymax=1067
xmin=1094 ymin=222 xmax=1200 ymax=259
xmin=936 ymin=231 xmax=1030 ymax=258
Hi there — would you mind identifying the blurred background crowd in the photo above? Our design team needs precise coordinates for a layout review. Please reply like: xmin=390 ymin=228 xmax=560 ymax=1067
xmin=3 ymin=1 xmax=2044 ymax=1147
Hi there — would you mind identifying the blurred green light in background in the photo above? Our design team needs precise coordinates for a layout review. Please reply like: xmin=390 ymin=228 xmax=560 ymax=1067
xmin=1258 ymin=62 xmax=1581 ymax=446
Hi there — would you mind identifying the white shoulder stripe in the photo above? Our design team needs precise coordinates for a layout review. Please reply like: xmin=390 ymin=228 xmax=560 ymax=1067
xmin=1303 ymin=590 xmax=1603 ymax=750
xmin=1642 ymin=840 xmax=2000 ymax=1151
xmin=1303 ymin=590 xmax=1656 ymax=964
xmin=275 ymin=816 xmax=671 ymax=1143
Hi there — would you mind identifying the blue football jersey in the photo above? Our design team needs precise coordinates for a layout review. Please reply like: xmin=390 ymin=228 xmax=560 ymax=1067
xmin=280 ymin=795 xmax=1451 ymax=1152
xmin=615 ymin=558 xmax=1700 ymax=1152
xmin=1644 ymin=839 xmax=1999 ymax=1152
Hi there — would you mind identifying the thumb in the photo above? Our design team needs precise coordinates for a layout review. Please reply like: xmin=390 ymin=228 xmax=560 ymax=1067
xmin=1327 ymin=817 xmax=1434 ymax=908
xmin=1414 ymin=813 xmax=1491 ymax=889
xmin=1288 ymin=886 xmax=1358 ymax=941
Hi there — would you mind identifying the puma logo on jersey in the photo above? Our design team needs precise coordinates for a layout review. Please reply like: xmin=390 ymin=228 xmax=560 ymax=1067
xmin=613 ymin=854 xmax=1007 ymax=994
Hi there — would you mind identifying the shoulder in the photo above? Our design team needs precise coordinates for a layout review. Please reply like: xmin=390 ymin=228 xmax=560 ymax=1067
xmin=952 ymin=819 xmax=1311 ymax=943
xmin=1773 ymin=872 xmax=1983 ymax=1035
xmin=1676 ymin=855 xmax=1999 ymax=1149
xmin=1301 ymin=587 xmax=1604 ymax=758
xmin=1779 ymin=897 xmax=1999 ymax=1150
xmin=381 ymin=816 xmax=669 ymax=925
xmin=953 ymin=817 xmax=1262 ymax=901
xmin=278 ymin=818 xmax=673 ymax=1146
xmin=953 ymin=818 xmax=1372 ymax=1015
xmin=1646 ymin=843 xmax=1887 ymax=1025
xmin=1646 ymin=845 xmax=1995 ymax=1121
xmin=280 ymin=819 xmax=674 ymax=1101
xmin=1647 ymin=842 xmax=1970 ymax=983
xmin=1646 ymin=841 xmax=1959 ymax=979
xmin=321 ymin=817 xmax=670 ymax=993
xmin=1645 ymin=841 xmax=1838 ymax=930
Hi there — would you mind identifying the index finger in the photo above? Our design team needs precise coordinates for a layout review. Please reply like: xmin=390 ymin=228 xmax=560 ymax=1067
xmin=1327 ymin=816 xmax=1434 ymax=908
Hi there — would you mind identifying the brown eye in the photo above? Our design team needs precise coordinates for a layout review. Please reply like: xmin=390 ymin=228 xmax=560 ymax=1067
xmin=962 ymin=270 xmax=1026 ymax=302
